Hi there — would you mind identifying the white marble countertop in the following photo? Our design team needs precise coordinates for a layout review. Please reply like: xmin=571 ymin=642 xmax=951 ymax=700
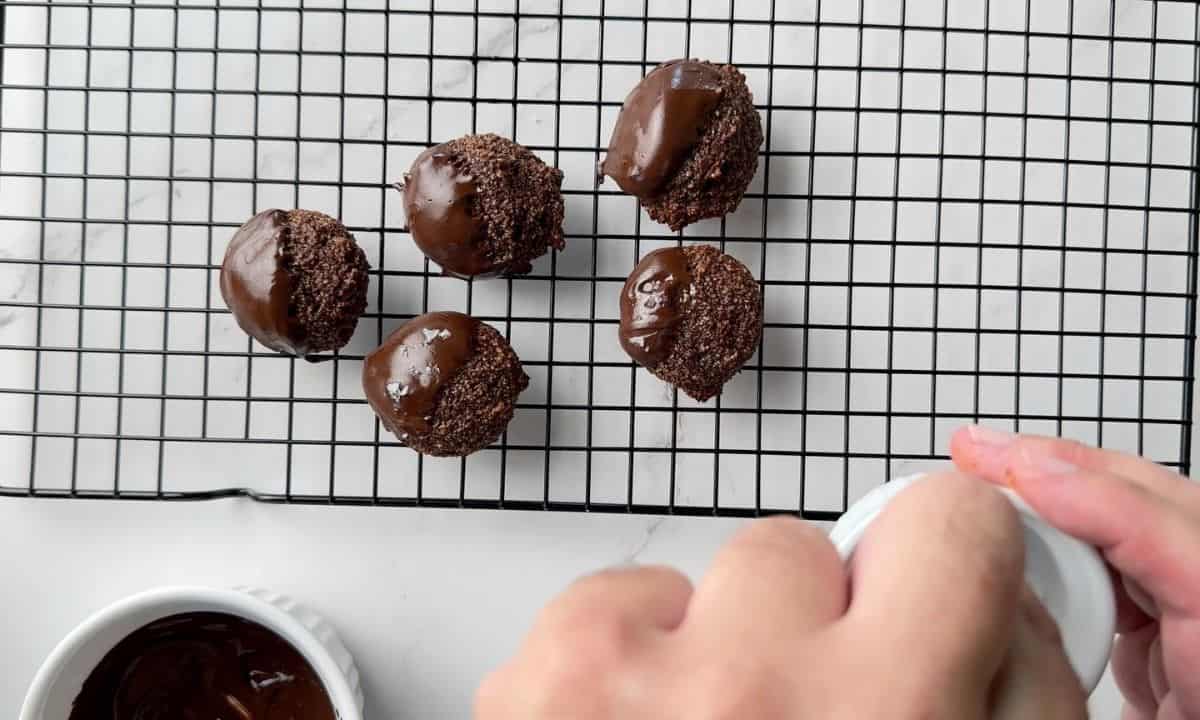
xmin=2 ymin=0 xmax=1196 ymax=716
xmin=0 ymin=499 xmax=1127 ymax=718
xmin=6 ymin=501 xmax=742 ymax=718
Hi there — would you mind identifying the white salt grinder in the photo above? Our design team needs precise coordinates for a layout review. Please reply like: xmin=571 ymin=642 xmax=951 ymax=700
xmin=829 ymin=474 xmax=1115 ymax=694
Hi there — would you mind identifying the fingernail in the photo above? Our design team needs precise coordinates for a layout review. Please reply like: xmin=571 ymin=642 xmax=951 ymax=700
xmin=1017 ymin=446 xmax=1077 ymax=476
xmin=1008 ymin=448 xmax=1078 ymax=492
xmin=966 ymin=424 xmax=1016 ymax=448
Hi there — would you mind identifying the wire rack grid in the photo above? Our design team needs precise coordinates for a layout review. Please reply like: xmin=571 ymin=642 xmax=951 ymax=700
xmin=0 ymin=0 xmax=1197 ymax=518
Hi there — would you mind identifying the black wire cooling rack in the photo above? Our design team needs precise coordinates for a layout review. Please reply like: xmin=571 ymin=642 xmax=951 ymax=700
xmin=1 ymin=0 xmax=1197 ymax=518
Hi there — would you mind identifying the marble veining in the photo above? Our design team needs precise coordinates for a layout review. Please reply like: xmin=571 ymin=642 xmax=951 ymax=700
xmin=0 ymin=0 xmax=1195 ymax=514
xmin=622 ymin=517 xmax=666 ymax=564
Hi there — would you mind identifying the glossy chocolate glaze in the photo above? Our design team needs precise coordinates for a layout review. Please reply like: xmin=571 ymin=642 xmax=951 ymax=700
xmin=219 ymin=209 xmax=307 ymax=356
xmin=362 ymin=311 xmax=479 ymax=440
xmin=402 ymin=148 xmax=493 ymax=278
xmin=619 ymin=247 xmax=694 ymax=368
xmin=600 ymin=59 xmax=725 ymax=199
xmin=68 ymin=612 xmax=335 ymax=720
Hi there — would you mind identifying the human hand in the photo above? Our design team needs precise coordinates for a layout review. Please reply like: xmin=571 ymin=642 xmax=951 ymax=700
xmin=476 ymin=473 xmax=1085 ymax=719
xmin=951 ymin=426 xmax=1200 ymax=720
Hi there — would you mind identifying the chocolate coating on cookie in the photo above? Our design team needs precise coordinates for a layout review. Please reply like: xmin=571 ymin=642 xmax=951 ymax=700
xmin=220 ymin=209 xmax=369 ymax=358
xmin=363 ymin=311 xmax=529 ymax=456
xmin=402 ymin=150 xmax=491 ymax=277
xmin=402 ymin=133 xmax=565 ymax=278
xmin=600 ymin=60 xmax=763 ymax=231
xmin=219 ymin=210 xmax=299 ymax=354
xmin=619 ymin=245 xmax=761 ymax=402
xmin=601 ymin=60 xmax=724 ymax=199
xmin=362 ymin=311 xmax=476 ymax=439
xmin=618 ymin=247 xmax=693 ymax=368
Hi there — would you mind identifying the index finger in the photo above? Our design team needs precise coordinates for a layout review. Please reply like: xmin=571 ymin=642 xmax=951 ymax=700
xmin=1004 ymin=448 xmax=1200 ymax=619
xmin=950 ymin=427 xmax=1197 ymax=510
xmin=844 ymin=473 xmax=1025 ymax=699
xmin=537 ymin=565 xmax=695 ymax=635
xmin=684 ymin=516 xmax=848 ymax=648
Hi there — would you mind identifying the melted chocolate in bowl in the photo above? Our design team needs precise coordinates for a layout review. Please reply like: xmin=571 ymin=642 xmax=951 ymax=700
xmin=68 ymin=612 xmax=335 ymax=720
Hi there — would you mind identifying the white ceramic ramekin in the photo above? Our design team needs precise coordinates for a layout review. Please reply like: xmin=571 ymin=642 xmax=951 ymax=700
xmin=830 ymin=475 xmax=1115 ymax=694
xmin=19 ymin=585 xmax=364 ymax=720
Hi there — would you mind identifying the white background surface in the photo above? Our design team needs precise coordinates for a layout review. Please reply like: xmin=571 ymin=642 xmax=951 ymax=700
xmin=1 ymin=500 xmax=742 ymax=717
xmin=0 ymin=499 xmax=1126 ymax=718
xmin=2 ymin=0 xmax=1193 ymax=716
